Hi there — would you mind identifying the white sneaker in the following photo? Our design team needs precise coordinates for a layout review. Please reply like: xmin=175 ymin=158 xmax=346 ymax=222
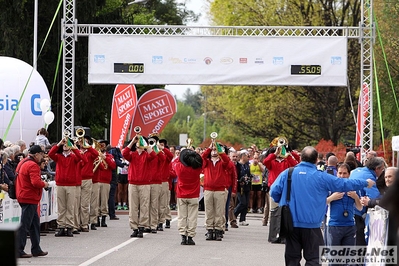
xmin=239 ymin=221 xmax=249 ymax=226
xmin=257 ymin=209 xmax=263 ymax=214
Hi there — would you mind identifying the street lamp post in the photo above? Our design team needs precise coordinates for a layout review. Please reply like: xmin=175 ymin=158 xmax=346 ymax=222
xmin=33 ymin=0 xmax=38 ymax=69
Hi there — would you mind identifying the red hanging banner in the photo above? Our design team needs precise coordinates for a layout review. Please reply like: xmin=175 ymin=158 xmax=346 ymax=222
xmin=110 ymin=84 xmax=138 ymax=148
xmin=129 ymin=89 xmax=177 ymax=139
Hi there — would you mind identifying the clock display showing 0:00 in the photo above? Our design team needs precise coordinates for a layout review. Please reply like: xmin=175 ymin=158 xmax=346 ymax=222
xmin=114 ymin=63 xmax=144 ymax=73
xmin=291 ymin=65 xmax=321 ymax=75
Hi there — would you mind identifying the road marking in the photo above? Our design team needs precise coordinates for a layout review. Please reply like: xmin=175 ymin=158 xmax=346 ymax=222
xmin=79 ymin=217 xmax=178 ymax=266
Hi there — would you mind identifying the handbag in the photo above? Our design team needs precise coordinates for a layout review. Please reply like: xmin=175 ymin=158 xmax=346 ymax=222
xmin=268 ymin=167 xmax=294 ymax=243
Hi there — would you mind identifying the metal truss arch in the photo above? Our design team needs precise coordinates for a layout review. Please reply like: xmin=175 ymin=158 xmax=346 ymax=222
xmin=62 ymin=1 xmax=373 ymax=151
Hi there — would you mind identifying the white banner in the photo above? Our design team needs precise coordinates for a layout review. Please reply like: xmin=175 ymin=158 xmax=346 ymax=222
xmin=0 ymin=181 xmax=57 ymax=224
xmin=88 ymin=35 xmax=347 ymax=86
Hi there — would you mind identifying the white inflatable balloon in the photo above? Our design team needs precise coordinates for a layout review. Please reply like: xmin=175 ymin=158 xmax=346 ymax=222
xmin=40 ymin=98 xmax=51 ymax=112
xmin=44 ymin=111 xmax=55 ymax=125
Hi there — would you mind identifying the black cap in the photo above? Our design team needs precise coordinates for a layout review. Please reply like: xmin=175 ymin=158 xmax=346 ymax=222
xmin=98 ymin=139 xmax=110 ymax=146
xmin=29 ymin=145 xmax=44 ymax=154
xmin=180 ymin=149 xmax=203 ymax=169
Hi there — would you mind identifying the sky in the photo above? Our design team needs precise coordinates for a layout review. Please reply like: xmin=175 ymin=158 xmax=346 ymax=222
xmin=165 ymin=0 xmax=208 ymax=100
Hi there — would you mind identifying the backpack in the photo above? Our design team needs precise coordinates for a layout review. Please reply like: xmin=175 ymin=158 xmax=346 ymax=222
xmin=8 ymin=158 xmax=32 ymax=200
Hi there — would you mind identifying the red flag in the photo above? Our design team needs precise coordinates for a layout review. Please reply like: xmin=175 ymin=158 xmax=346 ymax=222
xmin=110 ymin=84 xmax=138 ymax=148
xmin=129 ymin=89 xmax=177 ymax=139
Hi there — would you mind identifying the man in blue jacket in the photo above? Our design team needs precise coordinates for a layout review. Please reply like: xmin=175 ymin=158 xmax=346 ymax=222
xmin=349 ymin=156 xmax=385 ymax=245
xmin=271 ymin=146 xmax=375 ymax=266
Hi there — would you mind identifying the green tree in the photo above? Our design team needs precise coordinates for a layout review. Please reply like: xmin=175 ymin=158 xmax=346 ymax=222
xmin=0 ymin=0 xmax=199 ymax=141
xmin=206 ymin=0 xmax=364 ymax=147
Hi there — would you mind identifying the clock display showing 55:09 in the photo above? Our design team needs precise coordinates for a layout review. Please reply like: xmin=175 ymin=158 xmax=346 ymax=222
xmin=291 ymin=65 xmax=322 ymax=75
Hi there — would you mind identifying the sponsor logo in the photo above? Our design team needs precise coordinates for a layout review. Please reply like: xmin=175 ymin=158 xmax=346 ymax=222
xmin=41 ymin=203 xmax=48 ymax=217
xmin=114 ymin=85 xmax=136 ymax=119
xmin=168 ymin=57 xmax=196 ymax=64
xmin=94 ymin=55 xmax=105 ymax=63
xmin=0 ymin=94 xmax=42 ymax=116
xmin=152 ymin=56 xmax=163 ymax=64
xmin=220 ymin=57 xmax=233 ymax=64
xmin=239 ymin=58 xmax=247 ymax=64
xmin=255 ymin=57 xmax=264 ymax=64
xmin=138 ymin=95 xmax=173 ymax=125
xmin=331 ymin=56 xmax=342 ymax=65
xmin=184 ymin=58 xmax=197 ymax=64
xmin=273 ymin=57 xmax=284 ymax=65
xmin=204 ymin=57 xmax=213 ymax=65
xmin=320 ymin=246 xmax=397 ymax=265
xmin=31 ymin=94 xmax=42 ymax=116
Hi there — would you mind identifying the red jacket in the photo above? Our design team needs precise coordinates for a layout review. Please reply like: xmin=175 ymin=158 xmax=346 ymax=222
xmin=202 ymin=148 xmax=229 ymax=191
xmin=98 ymin=152 xmax=116 ymax=184
xmin=263 ymin=152 xmax=300 ymax=187
xmin=148 ymin=152 xmax=165 ymax=184
xmin=160 ymin=148 xmax=174 ymax=182
xmin=80 ymin=147 xmax=99 ymax=180
xmin=174 ymin=158 xmax=201 ymax=198
xmin=122 ymin=147 xmax=156 ymax=185
xmin=16 ymin=157 xmax=45 ymax=204
xmin=48 ymin=145 xmax=84 ymax=186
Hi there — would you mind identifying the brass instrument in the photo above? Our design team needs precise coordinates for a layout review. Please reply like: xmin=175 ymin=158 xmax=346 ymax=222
xmin=210 ymin=132 xmax=218 ymax=144
xmin=270 ymin=136 xmax=289 ymax=158
xmin=63 ymin=130 xmax=73 ymax=147
xmin=186 ymin=138 xmax=193 ymax=149
xmin=134 ymin=126 xmax=141 ymax=135
xmin=148 ymin=138 xmax=157 ymax=147
xmin=92 ymin=138 xmax=108 ymax=172
xmin=76 ymin=128 xmax=91 ymax=148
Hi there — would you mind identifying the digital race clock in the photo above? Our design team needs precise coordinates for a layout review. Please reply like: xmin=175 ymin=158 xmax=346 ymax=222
xmin=114 ymin=63 xmax=144 ymax=73
xmin=291 ymin=65 xmax=321 ymax=75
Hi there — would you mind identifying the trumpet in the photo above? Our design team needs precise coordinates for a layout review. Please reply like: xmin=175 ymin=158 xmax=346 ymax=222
xmin=76 ymin=128 xmax=91 ymax=148
xmin=63 ymin=130 xmax=73 ymax=147
xmin=134 ymin=126 xmax=141 ymax=135
xmin=210 ymin=132 xmax=218 ymax=144
xmin=148 ymin=138 xmax=157 ymax=147
xmin=186 ymin=138 xmax=193 ymax=149
xmin=270 ymin=136 xmax=289 ymax=158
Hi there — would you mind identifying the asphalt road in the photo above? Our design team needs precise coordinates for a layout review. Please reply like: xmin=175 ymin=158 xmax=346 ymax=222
xmin=17 ymin=211 xmax=290 ymax=266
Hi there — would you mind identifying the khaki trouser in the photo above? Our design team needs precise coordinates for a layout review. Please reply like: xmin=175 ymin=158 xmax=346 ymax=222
xmin=80 ymin=179 xmax=92 ymax=227
xmin=73 ymin=186 xmax=81 ymax=230
xmin=262 ymin=192 xmax=271 ymax=225
xmin=128 ymin=184 xmax=150 ymax=230
xmin=204 ymin=190 xmax=226 ymax=231
xmin=56 ymin=185 xmax=76 ymax=228
xmin=149 ymin=184 xmax=161 ymax=229
xmin=98 ymin=182 xmax=110 ymax=216
xmin=158 ymin=181 xmax=169 ymax=223
xmin=177 ymin=198 xmax=199 ymax=237
xmin=165 ymin=188 xmax=172 ymax=221
xmin=89 ymin=182 xmax=99 ymax=224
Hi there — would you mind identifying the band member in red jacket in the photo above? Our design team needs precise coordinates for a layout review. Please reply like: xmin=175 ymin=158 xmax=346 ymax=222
xmin=77 ymin=135 xmax=98 ymax=232
xmin=202 ymin=141 xmax=229 ymax=241
xmin=157 ymin=139 xmax=174 ymax=231
xmin=48 ymin=138 xmax=83 ymax=237
xmin=122 ymin=136 xmax=156 ymax=238
xmin=97 ymin=140 xmax=116 ymax=228
xmin=16 ymin=145 xmax=49 ymax=258
xmin=174 ymin=149 xmax=203 ymax=245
